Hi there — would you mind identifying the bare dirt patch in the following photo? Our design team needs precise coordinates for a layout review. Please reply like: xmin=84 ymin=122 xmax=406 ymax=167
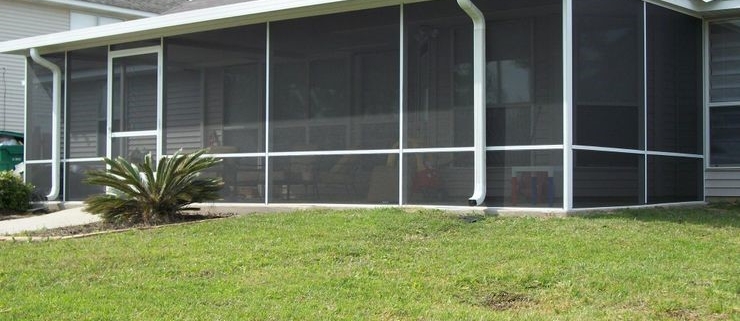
xmin=479 ymin=291 xmax=534 ymax=311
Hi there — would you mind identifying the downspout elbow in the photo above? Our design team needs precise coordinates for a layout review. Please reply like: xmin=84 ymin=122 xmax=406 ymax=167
xmin=457 ymin=0 xmax=487 ymax=206
xmin=29 ymin=48 xmax=61 ymax=201
xmin=457 ymin=0 xmax=485 ymax=29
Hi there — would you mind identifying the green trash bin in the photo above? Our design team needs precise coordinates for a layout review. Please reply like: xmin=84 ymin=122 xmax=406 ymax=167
xmin=0 ymin=131 xmax=24 ymax=172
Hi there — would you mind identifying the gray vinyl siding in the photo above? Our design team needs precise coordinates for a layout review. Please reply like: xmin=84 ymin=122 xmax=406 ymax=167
xmin=0 ymin=1 xmax=69 ymax=42
xmin=204 ymin=69 xmax=225 ymax=146
xmin=705 ymin=169 xmax=740 ymax=197
xmin=0 ymin=54 xmax=24 ymax=133
xmin=165 ymin=69 xmax=204 ymax=154
xmin=0 ymin=0 xmax=69 ymax=133
xmin=121 ymin=75 xmax=158 ymax=156
xmin=68 ymin=80 xmax=105 ymax=158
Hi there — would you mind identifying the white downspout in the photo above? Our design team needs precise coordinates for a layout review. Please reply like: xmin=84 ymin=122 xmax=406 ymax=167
xmin=29 ymin=48 xmax=61 ymax=201
xmin=457 ymin=0 xmax=487 ymax=206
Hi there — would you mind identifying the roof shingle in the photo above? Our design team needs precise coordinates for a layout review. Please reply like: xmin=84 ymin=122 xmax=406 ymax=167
xmin=80 ymin=0 xmax=191 ymax=14
xmin=163 ymin=0 xmax=257 ymax=14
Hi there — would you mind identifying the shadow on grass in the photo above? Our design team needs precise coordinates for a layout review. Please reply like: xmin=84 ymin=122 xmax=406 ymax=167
xmin=578 ymin=204 xmax=740 ymax=229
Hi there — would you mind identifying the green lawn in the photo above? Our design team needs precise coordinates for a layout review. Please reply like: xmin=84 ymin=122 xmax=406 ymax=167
xmin=0 ymin=207 xmax=738 ymax=320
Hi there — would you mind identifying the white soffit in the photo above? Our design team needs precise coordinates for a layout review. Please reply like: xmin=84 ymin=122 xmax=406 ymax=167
xmin=0 ymin=0 xmax=421 ymax=55
xmin=650 ymin=0 xmax=740 ymax=14
xmin=700 ymin=0 xmax=740 ymax=17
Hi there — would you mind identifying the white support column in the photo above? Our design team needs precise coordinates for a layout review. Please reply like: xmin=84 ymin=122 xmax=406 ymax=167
xmin=643 ymin=2 xmax=649 ymax=204
xmin=156 ymin=38 xmax=164 ymax=160
xmin=563 ymin=0 xmax=574 ymax=211
xmin=398 ymin=4 xmax=405 ymax=206
xmin=265 ymin=22 xmax=271 ymax=205
xmin=702 ymin=19 xmax=710 ymax=202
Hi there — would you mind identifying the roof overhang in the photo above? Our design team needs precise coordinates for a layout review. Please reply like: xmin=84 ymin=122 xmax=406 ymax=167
xmin=0 ymin=0 xmax=427 ymax=56
xmin=4 ymin=0 xmax=740 ymax=56
xmin=639 ymin=0 xmax=740 ymax=17
xmin=697 ymin=0 xmax=740 ymax=17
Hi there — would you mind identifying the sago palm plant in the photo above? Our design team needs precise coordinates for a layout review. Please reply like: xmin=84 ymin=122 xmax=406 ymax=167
xmin=84 ymin=149 xmax=223 ymax=225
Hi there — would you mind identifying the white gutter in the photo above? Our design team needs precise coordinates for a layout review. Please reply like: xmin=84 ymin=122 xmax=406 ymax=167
xmin=29 ymin=48 xmax=61 ymax=201
xmin=457 ymin=0 xmax=486 ymax=206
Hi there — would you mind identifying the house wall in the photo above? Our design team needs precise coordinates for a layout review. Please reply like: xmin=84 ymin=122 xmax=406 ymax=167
xmin=0 ymin=0 xmax=68 ymax=133
xmin=1 ymin=0 xmax=150 ymax=135
xmin=706 ymin=169 xmax=740 ymax=197
xmin=165 ymin=69 xmax=203 ymax=154
xmin=67 ymin=47 xmax=107 ymax=159
xmin=706 ymin=19 xmax=740 ymax=198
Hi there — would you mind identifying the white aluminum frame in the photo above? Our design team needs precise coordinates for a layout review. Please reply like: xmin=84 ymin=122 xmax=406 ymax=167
xmin=64 ymin=157 xmax=105 ymax=163
xmin=563 ymin=0 xmax=574 ymax=211
xmin=264 ymin=22 xmax=271 ymax=205
xmin=30 ymin=0 xmax=710 ymax=210
xmin=566 ymin=0 xmax=705 ymax=209
xmin=703 ymin=18 xmax=710 ymax=201
xmin=106 ymin=44 xmax=163 ymax=161
xmin=487 ymin=145 xmax=563 ymax=151
xmin=643 ymin=2 xmax=649 ymax=203
xmin=398 ymin=4 xmax=405 ymax=206
xmin=22 ymin=56 xmax=28 ymax=183
xmin=23 ymin=160 xmax=54 ymax=165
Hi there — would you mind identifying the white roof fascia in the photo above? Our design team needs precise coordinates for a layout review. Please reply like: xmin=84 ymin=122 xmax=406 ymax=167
xmin=17 ymin=0 xmax=159 ymax=18
xmin=0 ymin=0 xmax=423 ymax=55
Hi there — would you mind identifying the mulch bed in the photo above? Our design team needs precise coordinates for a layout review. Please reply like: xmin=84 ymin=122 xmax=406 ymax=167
xmin=6 ymin=213 xmax=236 ymax=238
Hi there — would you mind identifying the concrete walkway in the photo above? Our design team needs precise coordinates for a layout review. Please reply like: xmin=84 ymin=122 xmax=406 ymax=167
xmin=0 ymin=207 xmax=101 ymax=235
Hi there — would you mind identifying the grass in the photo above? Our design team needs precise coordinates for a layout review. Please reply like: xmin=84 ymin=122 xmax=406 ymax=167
xmin=0 ymin=206 xmax=738 ymax=320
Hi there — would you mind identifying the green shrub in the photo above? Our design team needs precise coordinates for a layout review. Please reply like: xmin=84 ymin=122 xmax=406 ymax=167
xmin=0 ymin=171 xmax=34 ymax=213
xmin=83 ymin=149 xmax=224 ymax=225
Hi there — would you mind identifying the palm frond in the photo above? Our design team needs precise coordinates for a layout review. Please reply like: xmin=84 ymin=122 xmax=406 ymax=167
xmin=83 ymin=149 xmax=224 ymax=225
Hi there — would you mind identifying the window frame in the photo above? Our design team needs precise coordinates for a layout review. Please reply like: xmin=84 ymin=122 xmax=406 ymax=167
xmin=708 ymin=19 xmax=740 ymax=168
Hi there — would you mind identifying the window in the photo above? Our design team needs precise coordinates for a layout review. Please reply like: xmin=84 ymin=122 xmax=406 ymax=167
xmin=572 ymin=0 xmax=703 ymax=207
xmin=647 ymin=156 xmax=702 ymax=203
xmin=164 ymin=24 xmax=266 ymax=154
xmin=486 ymin=20 xmax=532 ymax=106
xmin=26 ymin=54 xmax=65 ymax=161
xmin=485 ymin=11 xmax=562 ymax=146
xmin=473 ymin=0 xmax=563 ymax=146
xmin=271 ymin=7 xmax=399 ymax=152
xmin=710 ymin=20 xmax=740 ymax=166
xmin=574 ymin=0 xmax=643 ymax=150
xmin=406 ymin=1 xmax=472 ymax=148
xmin=574 ymin=150 xmax=644 ymax=207
xmin=710 ymin=107 xmax=740 ymax=166
xmin=487 ymin=150 xmax=563 ymax=208
xmin=646 ymin=4 xmax=702 ymax=155
xmin=70 ymin=12 xmax=122 ymax=30
xmin=67 ymin=47 xmax=107 ymax=158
